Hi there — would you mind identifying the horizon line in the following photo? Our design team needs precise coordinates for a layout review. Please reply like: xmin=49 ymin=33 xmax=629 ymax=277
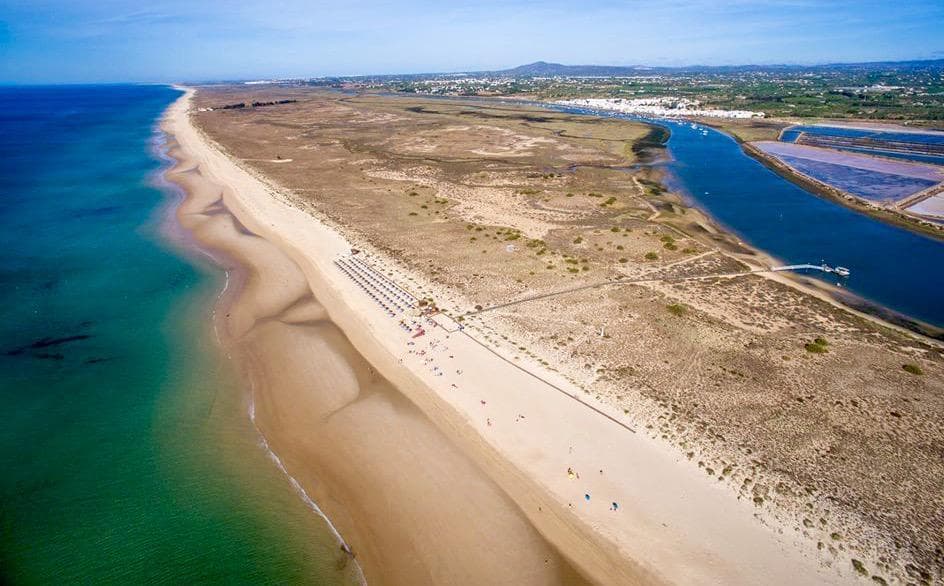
xmin=2 ymin=55 xmax=942 ymax=86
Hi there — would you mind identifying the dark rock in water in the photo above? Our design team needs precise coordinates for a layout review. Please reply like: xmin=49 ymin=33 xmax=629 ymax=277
xmin=35 ymin=352 xmax=64 ymax=361
xmin=85 ymin=357 xmax=111 ymax=364
xmin=28 ymin=335 xmax=91 ymax=349
xmin=6 ymin=334 xmax=92 ymax=357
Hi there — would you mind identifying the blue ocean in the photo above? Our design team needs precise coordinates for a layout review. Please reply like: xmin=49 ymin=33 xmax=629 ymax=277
xmin=0 ymin=85 xmax=353 ymax=583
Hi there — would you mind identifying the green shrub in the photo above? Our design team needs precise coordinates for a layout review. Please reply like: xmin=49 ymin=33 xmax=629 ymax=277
xmin=902 ymin=363 xmax=924 ymax=375
xmin=644 ymin=252 xmax=658 ymax=261
xmin=851 ymin=560 xmax=868 ymax=576
xmin=804 ymin=340 xmax=828 ymax=353
xmin=667 ymin=303 xmax=687 ymax=316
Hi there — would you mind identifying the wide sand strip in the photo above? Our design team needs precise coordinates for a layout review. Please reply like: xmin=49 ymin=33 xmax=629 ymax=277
xmin=164 ymin=87 xmax=853 ymax=584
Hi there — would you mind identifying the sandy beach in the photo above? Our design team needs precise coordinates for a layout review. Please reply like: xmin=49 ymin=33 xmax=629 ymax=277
xmin=161 ymin=87 xmax=860 ymax=584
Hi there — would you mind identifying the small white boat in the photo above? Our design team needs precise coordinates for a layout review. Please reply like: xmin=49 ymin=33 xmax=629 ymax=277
xmin=835 ymin=266 xmax=850 ymax=277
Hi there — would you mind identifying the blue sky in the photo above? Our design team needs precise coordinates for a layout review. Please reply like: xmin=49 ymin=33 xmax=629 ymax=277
xmin=1 ymin=0 xmax=942 ymax=83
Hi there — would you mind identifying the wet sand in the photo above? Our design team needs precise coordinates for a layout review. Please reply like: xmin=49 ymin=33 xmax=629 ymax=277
xmin=161 ymin=110 xmax=586 ymax=584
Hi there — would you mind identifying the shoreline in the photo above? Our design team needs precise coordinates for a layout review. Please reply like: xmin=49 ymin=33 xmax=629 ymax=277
xmin=151 ymin=110 xmax=359 ymax=557
xmin=153 ymin=130 xmax=363 ymax=566
xmin=156 ymin=99 xmax=369 ymax=580
xmin=163 ymin=86 xmax=861 ymax=584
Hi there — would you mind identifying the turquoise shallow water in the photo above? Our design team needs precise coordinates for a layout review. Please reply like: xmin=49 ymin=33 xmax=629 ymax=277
xmin=0 ymin=86 xmax=353 ymax=584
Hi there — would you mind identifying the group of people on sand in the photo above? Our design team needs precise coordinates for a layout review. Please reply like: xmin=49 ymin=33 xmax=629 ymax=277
xmin=404 ymin=322 xmax=458 ymax=387
xmin=567 ymin=466 xmax=619 ymax=512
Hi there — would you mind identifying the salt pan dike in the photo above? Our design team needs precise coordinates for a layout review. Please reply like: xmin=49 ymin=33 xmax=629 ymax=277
xmin=779 ymin=123 xmax=944 ymax=166
xmin=753 ymin=141 xmax=944 ymax=219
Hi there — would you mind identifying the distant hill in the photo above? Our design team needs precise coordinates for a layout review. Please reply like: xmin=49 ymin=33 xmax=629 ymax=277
xmin=488 ymin=59 xmax=944 ymax=77
xmin=302 ymin=58 xmax=944 ymax=83
xmin=497 ymin=61 xmax=650 ymax=77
